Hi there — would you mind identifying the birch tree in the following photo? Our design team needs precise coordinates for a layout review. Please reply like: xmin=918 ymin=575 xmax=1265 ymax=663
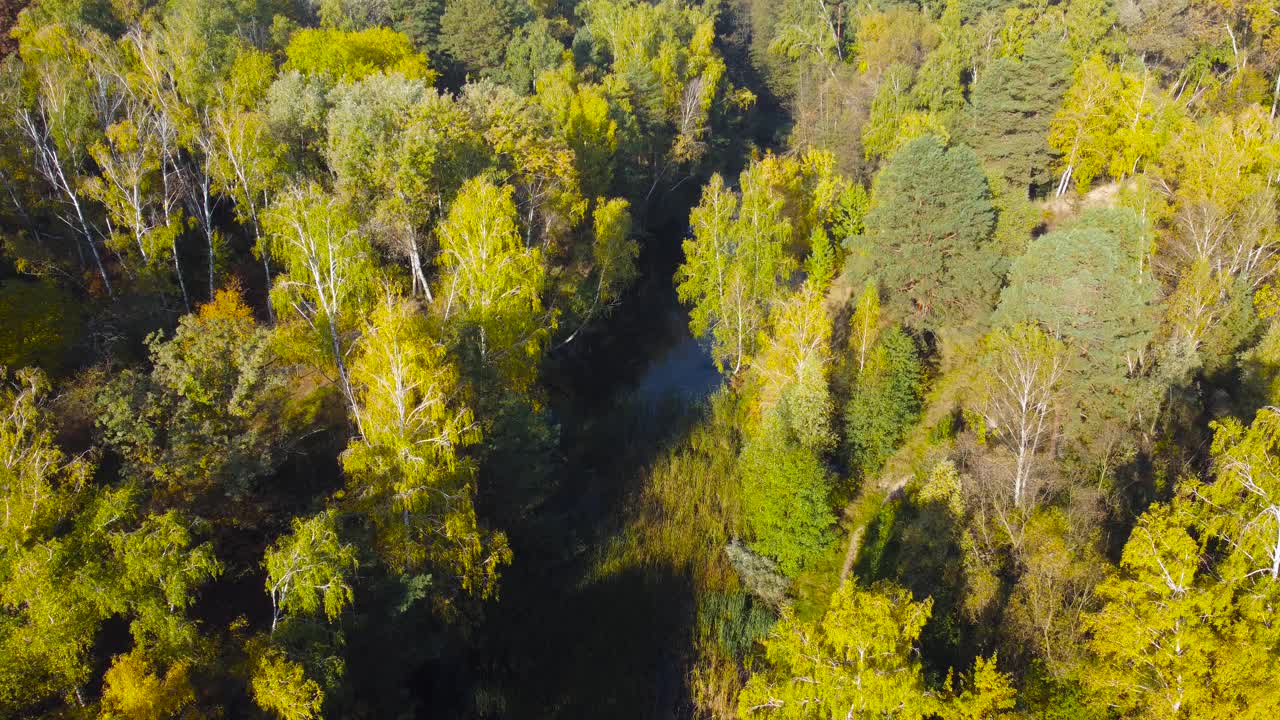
xmin=676 ymin=170 xmax=793 ymax=375
xmin=16 ymin=23 xmax=114 ymax=294
xmin=977 ymin=324 xmax=1066 ymax=510
xmin=265 ymin=184 xmax=376 ymax=412
xmin=342 ymin=292 xmax=510 ymax=594
xmin=211 ymin=46 xmax=283 ymax=318
xmin=1199 ymin=407 xmax=1280 ymax=581
xmin=264 ymin=511 xmax=358 ymax=634
xmin=738 ymin=581 xmax=935 ymax=718
xmin=434 ymin=177 xmax=548 ymax=391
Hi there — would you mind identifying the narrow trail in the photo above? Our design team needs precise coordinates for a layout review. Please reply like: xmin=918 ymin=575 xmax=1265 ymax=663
xmin=839 ymin=527 xmax=864 ymax=581
xmin=839 ymin=474 xmax=912 ymax=581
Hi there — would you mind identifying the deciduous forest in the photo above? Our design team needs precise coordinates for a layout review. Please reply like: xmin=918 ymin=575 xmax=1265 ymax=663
xmin=2 ymin=0 xmax=1279 ymax=717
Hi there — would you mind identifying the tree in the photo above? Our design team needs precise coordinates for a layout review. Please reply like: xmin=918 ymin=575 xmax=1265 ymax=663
xmin=1048 ymin=57 xmax=1177 ymax=195
xmin=251 ymin=645 xmax=325 ymax=720
xmin=849 ymin=280 xmax=881 ymax=376
xmin=210 ymin=46 xmax=284 ymax=319
xmin=439 ymin=0 xmax=531 ymax=79
xmin=750 ymin=231 xmax=836 ymax=450
xmin=0 ymin=367 xmax=220 ymax=712
xmin=738 ymin=581 xmax=935 ymax=718
xmin=562 ymin=196 xmax=638 ymax=341
xmin=739 ymin=417 xmax=836 ymax=574
xmin=1149 ymin=107 xmax=1280 ymax=360
xmin=1082 ymin=403 xmax=1280 ymax=717
xmin=1198 ymin=408 xmax=1280 ymax=581
xmin=1001 ymin=509 xmax=1104 ymax=677
xmin=578 ymin=0 xmax=738 ymax=174
xmin=387 ymin=0 xmax=446 ymax=55
xmin=535 ymin=61 xmax=619 ymax=199
xmin=96 ymin=284 xmax=284 ymax=501
xmin=501 ymin=18 xmax=565 ymax=94
xmin=110 ymin=510 xmax=222 ymax=658
xmin=942 ymin=655 xmax=1017 ymax=720
xmin=459 ymin=81 xmax=585 ymax=252
xmin=264 ymin=511 xmax=359 ymax=633
xmin=15 ymin=23 xmax=115 ymax=294
xmin=342 ymin=292 xmax=511 ymax=592
xmin=1084 ymin=502 xmax=1219 ymax=718
xmin=327 ymin=77 xmax=488 ymax=300
xmin=995 ymin=212 xmax=1159 ymax=454
xmin=975 ymin=324 xmax=1066 ymax=510
xmin=767 ymin=0 xmax=850 ymax=67
xmin=265 ymin=184 xmax=377 ymax=411
xmin=862 ymin=64 xmax=949 ymax=163
xmin=100 ymin=651 xmax=197 ymax=720
xmin=960 ymin=36 xmax=1071 ymax=198
xmin=434 ymin=177 xmax=548 ymax=391
xmin=846 ymin=326 xmax=925 ymax=479
xmin=0 ymin=368 xmax=101 ymax=711
xmin=863 ymin=135 xmax=999 ymax=331
xmin=853 ymin=7 xmax=939 ymax=77
xmin=676 ymin=167 xmax=794 ymax=375
xmin=284 ymin=26 xmax=435 ymax=84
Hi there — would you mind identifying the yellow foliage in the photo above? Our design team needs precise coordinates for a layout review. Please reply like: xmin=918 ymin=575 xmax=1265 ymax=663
xmin=100 ymin=653 xmax=197 ymax=720
xmin=198 ymin=280 xmax=254 ymax=323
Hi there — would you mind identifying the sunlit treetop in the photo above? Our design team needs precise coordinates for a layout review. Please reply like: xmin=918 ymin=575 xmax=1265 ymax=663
xmin=284 ymin=26 xmax=436 ymax=84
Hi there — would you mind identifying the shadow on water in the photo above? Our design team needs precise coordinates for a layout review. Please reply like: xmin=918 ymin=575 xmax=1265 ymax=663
xmin=436 ymin=180 xmax=725 ymax=717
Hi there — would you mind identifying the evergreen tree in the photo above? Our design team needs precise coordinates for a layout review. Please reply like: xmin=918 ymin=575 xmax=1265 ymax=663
xmin=846 ymin=326 xmax=926 ymax=479
xmin=863 ymin=136 xmax=1000 ymax=331
xmin=961 ymin=36 xmax=1071 ymax=198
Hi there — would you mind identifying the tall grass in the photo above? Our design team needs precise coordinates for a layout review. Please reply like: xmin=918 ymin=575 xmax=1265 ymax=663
xmin=593 ymin=388 xmax=745 ymax=594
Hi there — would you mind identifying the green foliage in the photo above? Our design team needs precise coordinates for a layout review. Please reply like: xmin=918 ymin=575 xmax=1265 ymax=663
xmin=97 ymin=285 xmax=284 ymax=500
xmin=942 ymin=655 xmax=1018 ymax=720
xmin=111 ymin=510 xmax=222 ymax=657
xmin=739 ymin=418 xmax=836 ymax=575
xmin=386 ymin=0 xmax=446 ymax=55
xmin=9 ymin=0 xmax=1280 ymax=715
xmin=1199 ymin=409 xmax=1280 ymax=582
xmin=995 ymin=210 xmax=1158 ymax=450
xmin=863 ymin=135 xmax=999 ymax=330
xmin=1085 ymin=502 xmax=1220 ymax=717
xmin=342 ymin=292 xmax=511 ymax=594
xmin=678 ymin=172 xmax=790 ymax=374
xmin=1082 ymin=406 xmax=1280 ymax=718
xmin=677 ymin=152 xmax=841 ymax=376
xmin=535 ymin=61 xmax=620 ymax=198
xmin=440 ymin=0 xmax=532 ymax=78
xmin=0 ymin=369 xmax=223 ymax=713
xmin=862 ymin=64 xmax=950 ymax=162
xmin=501 ymin=19 xmax=565 ymax=94
xmin=251 ymin=645 xmax=325 ymax=720
xmin=960 ymin=36 xmax=1071 ymax=196
xmin=578 ymin=0 xmax=738 ymax=164
xmin=586 ymin=196 xmax=639 ymax=308
xmin=265 ymin=184 xmax=378 ymax=407
xmin=846 ymin=326 xmax=926 ymax=479
xmin=596 ymin=389 xmax=744 ymax=591
xmin=100 ymin=651 xmax=198 ymax=720
xmin=1048 ymin=57 xmax=1178 ymax=193
xmin=264 ymin=510 xmax=359 ymax=631
xmin=751 ymin=256 xmax=835 ymax=450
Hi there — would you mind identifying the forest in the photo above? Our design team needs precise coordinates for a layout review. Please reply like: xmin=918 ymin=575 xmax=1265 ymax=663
xmin=1 ymin=0 xmax=1279 ymax=717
